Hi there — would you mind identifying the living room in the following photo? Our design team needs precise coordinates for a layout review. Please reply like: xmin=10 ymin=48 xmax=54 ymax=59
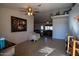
xmin=0 ymin=3 xmax=79 ymax=56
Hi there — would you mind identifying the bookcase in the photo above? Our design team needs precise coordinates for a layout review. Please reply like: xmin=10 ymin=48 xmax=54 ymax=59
xmin=66 ymin=36 xmax=79 ymax=56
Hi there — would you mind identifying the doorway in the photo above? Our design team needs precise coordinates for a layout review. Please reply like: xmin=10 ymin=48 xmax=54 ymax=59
xmin=40 ymin=24 xmax=53 ymax=37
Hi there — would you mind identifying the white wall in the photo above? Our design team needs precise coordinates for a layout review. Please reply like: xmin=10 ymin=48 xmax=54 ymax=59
xmin=69 ymin=4 xmax=79 ymax=39
xmin=52 ymin=16 xmax=69 ymax=39
xmin=0 ymin=7 xmax=34 ymax=44
xmin=0 ymin=13 xmax=2 ymax=35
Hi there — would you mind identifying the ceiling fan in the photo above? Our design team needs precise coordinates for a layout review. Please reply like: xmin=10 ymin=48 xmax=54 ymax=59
xmin=20 ymin=6 xmax=39 ymax=16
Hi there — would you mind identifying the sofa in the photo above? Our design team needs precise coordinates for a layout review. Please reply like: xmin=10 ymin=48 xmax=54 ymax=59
xmin=30 ymin=32 xmax=40 ymax=41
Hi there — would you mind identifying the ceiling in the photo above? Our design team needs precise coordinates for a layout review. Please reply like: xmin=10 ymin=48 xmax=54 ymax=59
xmin=0 ymin=3 xmax=72 ymax=12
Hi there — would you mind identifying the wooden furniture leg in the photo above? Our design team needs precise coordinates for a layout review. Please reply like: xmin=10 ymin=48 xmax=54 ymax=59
xmin=67 ymin=36 xmax=70 ymax=53
xmin=73 ymin=40 xmax=76 ymax=56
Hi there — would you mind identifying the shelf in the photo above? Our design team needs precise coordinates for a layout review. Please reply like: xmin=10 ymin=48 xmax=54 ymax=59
xmin=66 ymin=35 xmax=79 ymax=56
xmin=76 ymin=48 xmax=79 ymax=51
xmin=51 ymin=14 xmax=69 ymax=19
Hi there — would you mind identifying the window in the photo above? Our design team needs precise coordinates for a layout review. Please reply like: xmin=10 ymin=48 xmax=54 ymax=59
xmin=45 ymin=26 xmax=53 ymax=30
xmin=41 ymin=25 xmax=44 ymax=30
xmin=41 ymin=25 xmax=53 ymax=30
xmin=50 ymin=26 xmax=53 ymax=30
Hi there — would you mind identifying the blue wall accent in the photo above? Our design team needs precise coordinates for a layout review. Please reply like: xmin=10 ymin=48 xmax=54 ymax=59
xmin=69 ymin=4 xmax=79 ymax=39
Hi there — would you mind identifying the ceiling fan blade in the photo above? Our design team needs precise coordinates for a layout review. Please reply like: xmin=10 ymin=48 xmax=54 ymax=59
xmin=33 ymin=13 xmax=38 ymax=16
xmin=24 ymin=13 xmax=27 ymax=15
xmin=20 ymin=8 xmax=27 ymax=10
xmin=34 ymin=10 xmax=39 ymax=13
xmin=19 ymin=8 xmax=28 ymax=12
xmin=33 ymin=13 xmax=36 ymax=16
xmin=19 ymin=10 xmax=26 ymax=12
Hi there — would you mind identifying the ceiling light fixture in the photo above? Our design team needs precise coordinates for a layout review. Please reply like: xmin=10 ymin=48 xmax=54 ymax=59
xmin=27 ymin=7 xmax=33 ymax=16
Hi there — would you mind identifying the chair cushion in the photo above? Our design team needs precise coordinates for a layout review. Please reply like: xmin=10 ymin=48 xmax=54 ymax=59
xmin=31 ymin=33 xmax=40 ymax=41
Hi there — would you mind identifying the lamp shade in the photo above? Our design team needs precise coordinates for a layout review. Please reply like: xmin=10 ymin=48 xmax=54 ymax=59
xmin=75 ymin=15 xmax=79 ymax=22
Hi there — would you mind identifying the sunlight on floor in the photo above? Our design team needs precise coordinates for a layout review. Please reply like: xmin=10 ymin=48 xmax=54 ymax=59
xmin=38 ymin=46 xmax=55 ymax=56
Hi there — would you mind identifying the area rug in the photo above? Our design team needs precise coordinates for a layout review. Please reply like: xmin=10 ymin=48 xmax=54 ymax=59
xmin=38 ymin=46 xmax=55 ymax=56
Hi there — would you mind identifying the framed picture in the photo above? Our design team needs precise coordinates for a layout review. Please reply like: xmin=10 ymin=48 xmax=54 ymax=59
xmin=11 ymin=16 xmax=27 ymax=32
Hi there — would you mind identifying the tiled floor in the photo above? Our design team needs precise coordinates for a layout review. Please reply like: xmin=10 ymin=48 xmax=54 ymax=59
xmin=15 ymin=38 xmax=68 ymax=56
